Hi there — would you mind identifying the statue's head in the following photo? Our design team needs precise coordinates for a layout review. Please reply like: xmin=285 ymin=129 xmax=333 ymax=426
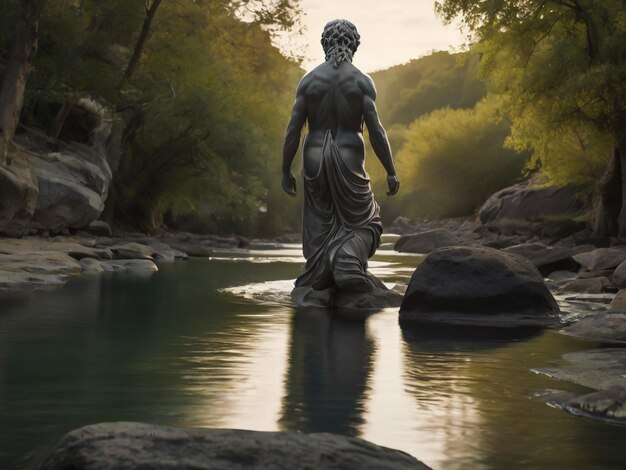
xmin=321 ymin=19 xmax=360 ymax=68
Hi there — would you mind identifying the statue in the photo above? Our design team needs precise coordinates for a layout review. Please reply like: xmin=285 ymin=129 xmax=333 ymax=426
xmin=282 ymin=19 xmax=399 ymax=307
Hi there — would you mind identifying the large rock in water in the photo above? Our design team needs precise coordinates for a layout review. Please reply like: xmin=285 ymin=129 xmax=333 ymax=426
xmin=394 ymin=229 xmax=460 ymax=253
xmin=573 ymin=248 xmax=626 ymax=271
xmin=502 ymin=243 xmax=580 ymax=276
xmin=38 ymin=422 xmax=429 ymax=470
xmin=400 ymin=246 xmax=560 ymax=327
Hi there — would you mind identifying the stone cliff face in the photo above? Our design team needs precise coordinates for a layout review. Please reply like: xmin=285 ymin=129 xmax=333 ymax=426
xmin=0 ymin=99 xmax=112 ymax=235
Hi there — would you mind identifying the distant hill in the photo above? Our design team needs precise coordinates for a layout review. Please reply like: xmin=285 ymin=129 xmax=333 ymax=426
xmin=371 ymin=51 xmax=486 ymax=125
xmin=365 ymin=51 xmax=527 ymax=221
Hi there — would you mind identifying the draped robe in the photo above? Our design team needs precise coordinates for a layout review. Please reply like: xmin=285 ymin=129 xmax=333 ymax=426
xmin=296 ymin=129 xmax=382 ymax=290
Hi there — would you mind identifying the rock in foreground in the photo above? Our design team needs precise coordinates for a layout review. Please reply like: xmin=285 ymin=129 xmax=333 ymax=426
xmin=400 ymin=246 xmax=560 ymax=327
xmin=39 ymin=422 xmax=429 ymax=470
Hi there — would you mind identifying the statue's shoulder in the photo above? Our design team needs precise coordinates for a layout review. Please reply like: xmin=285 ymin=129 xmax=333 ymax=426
xmin=295 ymin=67 xmax=321 ymax=95
xmin=356 ymin=72 xmax=377 ymax=100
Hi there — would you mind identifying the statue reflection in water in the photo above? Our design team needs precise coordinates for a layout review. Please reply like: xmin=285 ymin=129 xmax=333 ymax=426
xmin=282 ymin=19 xmax=399 ymax=301
xmin=280 ymin=309 xmax=374 ymax=435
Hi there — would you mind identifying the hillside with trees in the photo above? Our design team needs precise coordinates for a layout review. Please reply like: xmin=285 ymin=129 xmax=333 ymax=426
xmin=366 ymin=51 xmax=528 ymax=222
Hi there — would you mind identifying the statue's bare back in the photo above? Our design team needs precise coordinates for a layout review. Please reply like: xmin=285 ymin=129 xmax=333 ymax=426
xmin=300 ymin=61 xmax=373 ymax=176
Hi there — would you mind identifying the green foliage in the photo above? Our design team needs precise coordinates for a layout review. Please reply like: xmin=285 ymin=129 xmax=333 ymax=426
xmin=371 ymin=51 xmax=486 ymax=125
xmin=1 ymin=0 xmax=541 ymax=233
xmin=116 ymin=1 xmax=303 ymax=234
xmin=388 ymin=97 xmax=527 ymax=219
xmin=365 ymin=51 xmax=525 ymax=221
xmin=0 ymin=0 xmax=302 ymax=235
xmin=436 ymin=0 xmax=626 ymax=192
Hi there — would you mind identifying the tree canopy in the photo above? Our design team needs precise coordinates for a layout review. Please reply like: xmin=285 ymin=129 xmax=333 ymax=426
xmin=0 ymin=0 xmax=303 ymax=235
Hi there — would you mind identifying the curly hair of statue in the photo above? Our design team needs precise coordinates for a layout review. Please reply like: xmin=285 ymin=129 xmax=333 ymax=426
xmin=321 ymin=19 xmax=361 ymax=68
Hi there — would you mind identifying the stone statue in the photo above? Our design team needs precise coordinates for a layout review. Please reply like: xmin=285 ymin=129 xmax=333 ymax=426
xmin=282 ymin=19 xmax=399 ymax=307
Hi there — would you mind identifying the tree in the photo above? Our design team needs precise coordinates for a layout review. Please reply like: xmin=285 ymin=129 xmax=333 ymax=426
xmin=105 ymin=0 xmax=302 ymax=233
xmin=0 ymin=0 xmax=46 ymax=163
xmin=436 ymin=0 xmax=626 ymax=235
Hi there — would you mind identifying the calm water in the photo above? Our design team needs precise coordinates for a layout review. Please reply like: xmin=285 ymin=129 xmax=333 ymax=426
xmin=1 ymin=243 xmax=625 ymax=469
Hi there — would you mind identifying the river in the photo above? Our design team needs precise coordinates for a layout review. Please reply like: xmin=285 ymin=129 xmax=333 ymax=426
xmin=1 ymin=243 xmax=625 ymax=469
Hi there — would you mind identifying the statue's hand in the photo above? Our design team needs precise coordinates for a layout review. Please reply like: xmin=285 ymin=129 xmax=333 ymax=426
xmin=282 ymin=172 xmax=297 ymax=197
xmin=386 ymin=174 xmax=400 ymax=196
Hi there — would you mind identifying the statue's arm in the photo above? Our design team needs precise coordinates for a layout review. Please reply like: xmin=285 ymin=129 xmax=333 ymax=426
xmin=281 ymin=81 xmax=307 ymax=196
xmin=362 ymin=77 xmax=399 ymax=195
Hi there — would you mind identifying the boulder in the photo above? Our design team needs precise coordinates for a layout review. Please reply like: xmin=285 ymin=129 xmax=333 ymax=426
xmin=1 ymin=131 xmax=112 ymax=232
xmin=32 ymin=177 xmax=104 ymax=230
xmin=608 ymin=290 xmax=626 ymax=313
xmin=52 ymin=241 xmax=112 ymax=260
xmin=0 ymin=251 xmax=82 ymax=290
xmin=101 ymin=259 xmax=158 ymax=273
xmin=612 ymin=260 xmax=626 ymax=288
xmin=478 ymin=177 xmax=588 ymax=224
xmin=38 ymin=422 xmax=428 ymax=470
xmin=573 ymin=248 xmax=626 ymax=271
xmin=138 ymin=239 xmax=188 ymax=262
xmin=0 ymin=237 xmax=112 ymax=260
xmin=0 ymin=252 xmax=81 ymax=276
xmin=110 ymin=242 xmax=154 ymax=260
xmin=0 ymin=271 xmax=68 ymax=290
xmin=79 ymin=257 xmax=106 ymax=274
xmin=577 ymin=269 xmax=615 ymax=279
xmin=84 ymin=220 xmax=112 ymax=237
xmin=541 ymin=217 xmax=587 ymax=239
xmin=400 ymin=246 xmax=560 ymax=327
xmin=561 ymin=277 xmax=615 ymax=294
xmin=394 ymin=229 xmax=460 ymax=253
xmin=503 ymin=243 xmax=580 ymax=276
xmin=559 ymin=313 xmax=626 ymax=345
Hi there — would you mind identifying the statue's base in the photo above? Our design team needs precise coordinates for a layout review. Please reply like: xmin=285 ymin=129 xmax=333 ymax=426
xmin=291 ymin=273 xmax=404 ymax=310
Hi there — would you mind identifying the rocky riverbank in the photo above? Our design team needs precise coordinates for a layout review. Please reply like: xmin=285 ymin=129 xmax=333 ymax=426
xmin=0 ymin=229 xmax=290 ymax=292
xmin=3 ymin=168 xmax=625 ymax=427
xmin=389 ymin=202 xmax=626 ymax=426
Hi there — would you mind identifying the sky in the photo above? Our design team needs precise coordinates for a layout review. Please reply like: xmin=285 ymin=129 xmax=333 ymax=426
xmin=274 ymin=0 xmax=467 ymax=73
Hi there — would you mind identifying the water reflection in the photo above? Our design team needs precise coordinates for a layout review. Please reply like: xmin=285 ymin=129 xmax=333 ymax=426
xmin=401 ymin=324 xmax=544 ymax=353
xmin=2 ymin=254 xmax=626 ymax=469
xmin=280 ymin=308 xmax=374 ymax=436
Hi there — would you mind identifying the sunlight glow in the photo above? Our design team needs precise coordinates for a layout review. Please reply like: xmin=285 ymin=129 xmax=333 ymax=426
xmin=274 ymin=0 xmax=466 ymax=72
